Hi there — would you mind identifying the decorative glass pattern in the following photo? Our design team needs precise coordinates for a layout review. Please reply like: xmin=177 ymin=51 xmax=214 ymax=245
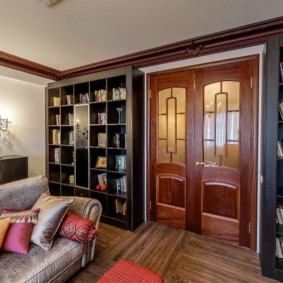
xmin=203 ymin=81 xmax=240 ymax=169
xmin=158 ymin=87 xmax=186 ymax=164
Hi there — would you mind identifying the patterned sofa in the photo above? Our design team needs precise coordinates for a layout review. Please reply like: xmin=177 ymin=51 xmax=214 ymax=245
xmin=0 ymin=175 xmax=102 ymax=283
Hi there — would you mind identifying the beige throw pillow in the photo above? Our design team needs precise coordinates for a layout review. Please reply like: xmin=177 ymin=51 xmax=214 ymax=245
xmin=31 ymin=193 xmax=74 ymax=250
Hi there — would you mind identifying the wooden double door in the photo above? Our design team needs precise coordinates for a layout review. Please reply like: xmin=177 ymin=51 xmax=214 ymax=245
xmin=149 ymin=57 xmax=258 ymax=249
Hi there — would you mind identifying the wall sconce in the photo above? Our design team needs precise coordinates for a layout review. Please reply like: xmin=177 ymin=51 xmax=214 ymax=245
xmin=76 ymin=119 xmax=80 ymax=130
xmin=0 ymin=115 xmax=11 ymax=136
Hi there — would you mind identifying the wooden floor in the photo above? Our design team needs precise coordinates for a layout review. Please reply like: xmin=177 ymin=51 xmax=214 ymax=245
xmin=68 ymin=222 xmax=277 ymax=283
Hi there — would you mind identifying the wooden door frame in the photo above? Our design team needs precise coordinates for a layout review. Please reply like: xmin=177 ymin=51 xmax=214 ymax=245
xmin=146 ymin=55 xmax=259 ymax=251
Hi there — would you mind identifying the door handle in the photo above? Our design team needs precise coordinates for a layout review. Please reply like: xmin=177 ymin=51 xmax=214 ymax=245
xmin=195 ymin=161 xmax=206 ymax=166
xmin=195 ymin=161 xmax=215 ymax=166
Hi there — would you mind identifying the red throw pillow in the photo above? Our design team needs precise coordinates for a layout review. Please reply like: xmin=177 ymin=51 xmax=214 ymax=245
xmin=0 ymin=208 xmax=40 ymax=254
xmin=59 ymin=213 xmax=98 ymax=243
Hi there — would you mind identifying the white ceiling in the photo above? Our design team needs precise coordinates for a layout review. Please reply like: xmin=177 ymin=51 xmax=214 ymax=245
xmin=1 ymin=0 xmax=283 ymax=71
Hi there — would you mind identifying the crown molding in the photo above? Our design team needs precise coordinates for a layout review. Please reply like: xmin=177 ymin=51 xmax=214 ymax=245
xmin=2 ymin=16 xmax=283 ymax=80
xmin=0 ymin=51 xmax=61 ymax=80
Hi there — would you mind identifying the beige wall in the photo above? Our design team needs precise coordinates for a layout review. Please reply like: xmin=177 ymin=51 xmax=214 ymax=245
xmin=0 ymin=75 xmax=46 ymax=177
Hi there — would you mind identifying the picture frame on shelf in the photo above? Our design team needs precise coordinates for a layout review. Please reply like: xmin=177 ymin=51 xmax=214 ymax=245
xmin=96 ymin=156 xmax=107 ymax=168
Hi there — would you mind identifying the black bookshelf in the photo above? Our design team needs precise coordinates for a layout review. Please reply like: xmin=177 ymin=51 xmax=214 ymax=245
xmin=261 ymin=35 xmax=283 ymax=281
xmin=46 ymin=66 xmax=145 ymax=231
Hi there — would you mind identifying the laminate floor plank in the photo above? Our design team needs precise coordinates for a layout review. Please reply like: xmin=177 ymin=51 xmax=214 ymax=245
xmin=68 ymin=222 xmax=277 ymax=283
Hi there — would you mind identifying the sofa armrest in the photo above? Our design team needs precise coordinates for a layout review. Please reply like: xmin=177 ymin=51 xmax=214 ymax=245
xmin=64 ymin=196 xmax=102 ymax=266
xmin=68 ymin=196 xmax=102 ymax=230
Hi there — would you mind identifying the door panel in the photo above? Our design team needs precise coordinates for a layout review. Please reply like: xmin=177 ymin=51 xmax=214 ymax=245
xmin=150 ymin=72 xmax=195 ymax=230
xmin=202 ymin=214 xmax=239 ymax=244
xmin=194 ymin=62 xmax=252 ymax=247
xmin=157 ymin=175 xmax=186 ymax=208
xmin=202 ymin=182 xmax=239 ymax=219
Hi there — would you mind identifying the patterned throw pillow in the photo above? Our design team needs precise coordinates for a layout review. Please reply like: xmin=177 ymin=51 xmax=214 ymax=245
xmin=59 ymin=213 xmax=98 ymax=243
xmin=0 ymin=208 xmax=40 ymax=254
xmin=0 ymin=218 xmax=11 ymax=248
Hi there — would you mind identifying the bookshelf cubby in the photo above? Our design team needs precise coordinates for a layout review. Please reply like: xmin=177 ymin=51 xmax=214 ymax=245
xmin=46 ymin=66 xmax=145 ymax=231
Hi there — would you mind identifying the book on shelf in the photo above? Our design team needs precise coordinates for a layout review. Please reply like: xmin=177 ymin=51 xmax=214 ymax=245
xmin=68 ymin=130 xmax=74 ymax=145
xmin=79 ymin=93 xmax=89 ymax=103
xmin=98 ymin=133 xmax=107 ymax=147
xmin=115 ymin=199 xmax=127 ymax=215
xmin=280 ymin=62 xmax=283 ymax=83
xmin=116 ymin=155 xmax=126 ymax=171
xmin=98 ymin=113 xmax=107 ymax=125
xmin=276 ymin=236 xmax=283 ymax=259
xmin=56 ymin=114 xmax=60 ymax=125
xmin=94 ymin=89 xmax=107 ymax=102
xmin=112 ymin=88 xmax=127 ymax=100
xmin=113 ymin=133 xmax=126 ymax=148
xmin=278 ymin=141 xmax=283 ymax=157
xmin=279 ymin=102 xmax=283 ymax=120
xmin=66 ymin=95 xmax=73 ymax=105
xmin=277 ymin=204 xmax=283 ymax=224
xmin=52 ymin=129 xmax=60 ymax=145
xmin=54 ymin=147 xmax=60 ymax=163
xmin=53 ymin=97 xmax=60 ymax=106
xmin=116 ymin=175 xmax=127 ymax=193
xmin=69 ymin=174 xmax=75 ymax=184
xmin=68 ymin=113 xmax=74 ymax=125
xmin=97 ymin=173 xmax=107 ymax=185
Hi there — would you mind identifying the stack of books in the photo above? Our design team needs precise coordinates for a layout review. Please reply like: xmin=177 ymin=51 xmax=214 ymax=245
xmin=94 ymin=89 xmax=107 ymax=102
xmin=115 ymin=199 xmax=127 ymax=215
xmin=278 ymin=141 xmax=283 ymax=158
xmin=116 ymin=155 xmax=126 ymax=171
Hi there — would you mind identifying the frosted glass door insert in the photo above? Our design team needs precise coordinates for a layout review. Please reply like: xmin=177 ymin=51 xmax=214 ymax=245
xmin=203 ymin=81 xmax=240 ymax=169
xmin=158 ymin=88 xmax=186 ymax=164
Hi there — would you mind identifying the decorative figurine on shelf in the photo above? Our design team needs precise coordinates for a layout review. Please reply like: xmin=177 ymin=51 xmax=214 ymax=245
xmin=116 ymin=107 xmax=123 ymax=124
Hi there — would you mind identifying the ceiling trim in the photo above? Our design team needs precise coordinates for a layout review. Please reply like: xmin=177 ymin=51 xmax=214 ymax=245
xmin=2 ymin=16 xmax=283 ymax=80
xmin=0 ymin=51 xmax=61 ymax=80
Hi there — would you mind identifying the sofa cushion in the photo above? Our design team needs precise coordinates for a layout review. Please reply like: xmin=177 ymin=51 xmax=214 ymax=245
xmin=0 ymin=237 xmax=84 ymax=283
xmin=31 ymin=193 xmax=74 ymax=250
xmin=0 ymin=218 xmax=11 ymax=248
xmin=1 ymin=209 xmax=40 ymax=254
xmin=0 ymin=176 xmax=48 ymax=214
xmin=0 ymin=208 xmax=40 ymax=224
xmin=59 ymin=213 xmax=99 ymax=243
